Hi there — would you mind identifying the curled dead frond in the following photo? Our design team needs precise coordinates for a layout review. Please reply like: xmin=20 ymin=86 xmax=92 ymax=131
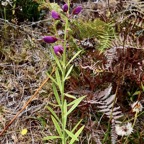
xmin=94 ymin=85 xmax=123 ymax=123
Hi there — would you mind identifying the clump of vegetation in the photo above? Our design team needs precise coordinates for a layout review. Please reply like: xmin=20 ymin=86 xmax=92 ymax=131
xmin=0 ymin=0 xmax=40 ymax=21
xmin=0 ymin=0 xmax=144 ymax=144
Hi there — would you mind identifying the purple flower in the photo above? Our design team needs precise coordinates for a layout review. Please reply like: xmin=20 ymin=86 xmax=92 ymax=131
xmin=72 ymin=6 xmax=82 ymax=15
xmin=51 ymin=10 xmax=61 ymax=20
xmin=62 ymin=4 xmax=68 ymax=12
xmin=54 ymin=45 xmax=64 ymax=55
xmin=43 ymin=36 xmax=58 ymax=43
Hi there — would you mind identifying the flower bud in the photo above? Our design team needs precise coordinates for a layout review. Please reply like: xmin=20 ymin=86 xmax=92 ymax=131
xmin=51 ymin=10 xmax=61 ymax=20
xmin=72 ymin=6 xmax=82 ymax=15
xmin=43 ymin=36 xmax=58 ymax=43
xmin=54 ymin=45 xmax=64 ymax=55
xmin=62 ymin=4 xmax=68 ymax=12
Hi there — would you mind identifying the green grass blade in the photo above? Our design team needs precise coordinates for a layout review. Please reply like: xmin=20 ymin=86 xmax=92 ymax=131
xmin=141 ymin=82 xmax=144 ymax=91
xmin=71 ymin=119 xmax=83 ymax=133
xmin=66 ymin=50 xmax=82 ymax=67
xmin=69 ymin=125 xmax=85 ymax=144
xmin=64 ymin=65 xmax=73 ymax=81
xmin=47 ymin=72 xmax=58 ymax=86
xmin=64 ymin=93 xmax=76 ymax=99
xmin=46 ymin=106 xmax=61 ymax=123
xmin=67 ymin=96 xmax=86 ymax=115
xmin=55 ymin=68 xmax=62 ymax=92
xmin=52 ymin=83 xmax=61 ymax=106
xmin=63 ymin=100 xmax=67 ymax=129
xmin=43 ymin=136 xmax=61 ymax=141
xmin=66 ymin=119 xmax=83 ymax=142
xmin=51 ymin=115 xmax=62 ymax=136
xmin=65 ymin=129 xmax=79 ymax=141
xmin=132 ymin=91 xmax=140 ymax=96
xmin=51 ymin=47 xmax=63 ymax=72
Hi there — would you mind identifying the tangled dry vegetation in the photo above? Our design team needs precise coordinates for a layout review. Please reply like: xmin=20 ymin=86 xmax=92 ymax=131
xmin=0 ymin=0 xmax=144 ymax=143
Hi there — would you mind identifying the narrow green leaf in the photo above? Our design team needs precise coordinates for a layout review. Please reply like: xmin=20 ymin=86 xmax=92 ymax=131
xmin=43 ymin=136 xmax=61 ymax=141
xmin=47 ymin=72 xmax=58 ymax=86
xmin=66 ymin=50 xmax=82 ymax=67
xmin=67 ymin=96 xmax=86 ymax=106
xmin=67 ymin=96 xmax=86 ymax=115
xmin=47 ymin=102 xmax=59 ymax=107
xmin=141 ymin=82 xmax=144 ymax=92
xmin=63 ymin=100 xmax=67 ymax=129
xmin=55 ymin=68 xmax=62 ymax=92
xmin=55 ymin=58 xmax=63 ymax=72
xmin=133 ymin=91 xmax=140 ymax=96
xmin=69 ymin=125 xmax=85 ymax=144
xmin=71 ymin=119 xmax=83 ymax=133
xmin=64 ymin=65 xmax=73 ymax=81
xmin=52 ymin=83 xmax=61 ymax=106
xmin=67 ymin=99 xmax=77 ymax=107
xmin=51 ymin=116 xmax=62 ymax=136
xmin=51 ymin=47 xmax=63 ymax=72
xmin=47 ymin=106 xmax=61 ymax=123
xmin=65 ymin=129 xmax=78 ymax=141
xmin=127 ymin=91 xmax=131 ymax=96
xmin=66 ymin=119 xmax=83 ymax=142
xmin=64 ymin=93 xmax=76 ymax=99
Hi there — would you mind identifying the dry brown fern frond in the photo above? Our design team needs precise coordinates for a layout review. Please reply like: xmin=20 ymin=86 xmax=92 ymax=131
xmin=94 ymin=85 xmax=123 ymax=123
xmin=115 ymin=0 xmax=144 ymax=29
xmin=111 ymin=119 xmax=118 ymax=144
xmin=83 ymin=85 xmax=123 ymax=144
xmin=104 ymin=34 xmax=143 ymax=70
xmin=102 ymin=34 xmax=144 ymax=85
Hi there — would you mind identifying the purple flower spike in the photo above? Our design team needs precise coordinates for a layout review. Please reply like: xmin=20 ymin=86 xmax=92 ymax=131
xmin=62 ymin=4 xmax=68 ymax=12
xmin=72 ymin=6 xmax=82 ymax=15
xmin=43 ymin=36 xmax=58 ymax=43
xmin=54 ymin=45 xmax=64 ymax=55
xmin=51 ymin=10 xmax=61 ymax=20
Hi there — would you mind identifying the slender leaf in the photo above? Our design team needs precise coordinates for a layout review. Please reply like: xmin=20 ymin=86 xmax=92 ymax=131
xmin=63 ymin=100 xmax=67 ymax=129
xmin=47 ymin=72 xmax=58 ymax=86
xmin=67 ymin=96 xmax=86 ymax=115
xmin=71 ymin=119 xmax=83 ymax=133
xmin=55 ymin=68 xmax=62 ymax=92
xmin=64 ymin=93 xmax=76 ymax=99
xmin=66 ymin=50 xmax=82 ymax=67
xmin=132 ymin=91 xmax=140 ymax=96
xmin=65 ymin=129 xmax=79 ymax=141
xmin=51 ymin=116 xmax=62 ymax=136
xmin=47 ymin=102 xmax=59 ymax=107
xmin=64 ymin=65 xmax=73 ymax=81
xmin=43 ymin=136 xmax=61 ymax=141
xmin=47 ymin=106 xmax=61 ymax=123
xmin=66 ymin=119 xmax=83 ymax=142
xmin=141 ymin=82 xmax=144 ymax=92
xmin=67 ymin=99 xmax=77 ymax=106
xmin=51 ymin=47 xmax=63 ymax=72
xmin=52 ymin=83 xmax=61 ymax=106
xmin=69 ymin=125 xmax=85 ymax=144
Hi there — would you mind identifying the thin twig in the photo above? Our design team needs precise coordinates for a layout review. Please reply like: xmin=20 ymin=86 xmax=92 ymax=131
xmin=0 ymin=67 xmax=55 ymax=136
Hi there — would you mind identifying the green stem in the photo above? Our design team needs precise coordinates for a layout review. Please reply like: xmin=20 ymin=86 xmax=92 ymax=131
xmin=124 ymin=112 xmax=138 ymax=144
xmin=61 ymin=1 xmax=70 ymax=143
xmin=132 ymin=112 xmax=138 ymax=128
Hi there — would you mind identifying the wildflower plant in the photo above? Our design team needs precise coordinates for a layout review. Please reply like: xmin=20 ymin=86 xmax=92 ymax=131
xmin=43 ymin=2 xmax=85 ymax=144
xmin=115 ymin=122 xmax=133 ymax=137
xmin=131 ymin=101 xmax=143 ymax=113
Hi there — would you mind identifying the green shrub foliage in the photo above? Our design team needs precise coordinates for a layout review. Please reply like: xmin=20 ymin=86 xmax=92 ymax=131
xmin=0 ymin=0 xmax=40 ymax=21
